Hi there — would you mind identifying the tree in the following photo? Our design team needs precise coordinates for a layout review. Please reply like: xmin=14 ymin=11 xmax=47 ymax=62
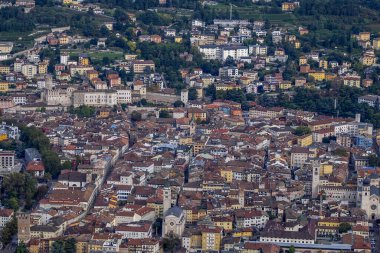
xmin=289 ymin=245 xmax=295 ymax=253
xmin=102 ymin=56 xmax=111 ymax=66
xmin=162 ymin=234 xmax=181 ymax=253
xmin=368 ymin=154 xmax=380 ymax=167
xmin=332 ymin=148 xmax=348 ymax=157
xmin=159 ymin=110 xmax=170 ymax=118
xmin=173 ymin=100 xmax=184 ymax=108
xmin=0 ymin=217 xmax=17 ymax=246
xmin=293 ymin=126 xmax=312 ymax=136
xmin=131 ymin=111 xmax=142 ymax=122
xmin=52 ymin=238 xmax=76 ymax=253
xmin=339 ymin=222 xmax=352 ymax=233
xmin=16 ymin=242 xmax=28 ymax=253
xmin=188 ymin=87 xmax=198 ymax=100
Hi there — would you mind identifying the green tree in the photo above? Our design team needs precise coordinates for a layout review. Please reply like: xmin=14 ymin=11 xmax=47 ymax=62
xmin=162 ymin=234 xmax=181 ymax=253
xmin=159 ymin=110 xmax=170 ymax=118
xmin=293 ymin=126 xmax=312 ymax=136
xmin=173 ymin=100 xmax=184 ymax=107
xmin=131 ymin=111 xmax=142 ymax=122
xmin=16 ymin=242 xmax=28 ymax=253
xmin=289 ymin=245 xmax=295 ymax=253
xmin=188 ymin=87 xmax=198 ymax=101
xmin=6 ymin=197 xmax=19 ymax=211
xmin=0 ymin=217 xmax=17 ymax=246
xmin=368 ymin=154 xmax=380 ymax=167
xmin=338 ymin=222 xmax=352 ymax=233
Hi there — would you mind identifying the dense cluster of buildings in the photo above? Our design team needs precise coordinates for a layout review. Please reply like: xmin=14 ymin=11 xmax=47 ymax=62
xmin=0 ymin=1 xmax=380 ymax=252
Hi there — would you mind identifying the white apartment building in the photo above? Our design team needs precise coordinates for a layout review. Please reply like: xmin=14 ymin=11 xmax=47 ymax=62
xmin=199 ymin=45 xmax=221 ymax=60
xmin=334 ymin=123 xmax=359 ymax=136
xmin=222 ymin=46 xmax=249 ymax=61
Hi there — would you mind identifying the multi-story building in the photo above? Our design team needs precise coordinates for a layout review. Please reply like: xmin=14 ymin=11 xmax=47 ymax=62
xmin=221 ymin=46 xmax=249 ymax=61
xmin=199 ymin=45 xmax=221 ymax=60
xmin=73 ymin=90 xmax=118 ymax=107
xmin=21 ymin=64 xmax=37 ymax=79
xmin=0 ymin=208 xmax=13 ymax=228
xmin=0 ymin=42 xmax=13 ymax=53
xmin=358 ymin=94 xmax=380 ymax=108
xmin=132 ymin=60 xmax=155 ymax=74
xmin=201 ymin=226 xmax=223 ymax=252
xmin=42 ymin=87 xmax=75 ymax=106
xmin=343 ymin=75 xmax=361 ymax=88
xmin=0 ymin=150 xmax=15 ymax=171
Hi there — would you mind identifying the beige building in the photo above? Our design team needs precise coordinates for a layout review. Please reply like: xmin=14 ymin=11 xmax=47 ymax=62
xmin=21 ymin=64 xmax=37 ymax=79
xmin=0 ymin=42 xmax=13 ymax=53
xmin=42 ymin=87 xmax=76 ymax=106
xmin=132 ymin=60 xmax=155 ymax=74
xmin=70 ymin=65 xmax=94 ymax=77
xmin=18 ymin=213 xmax=31 ymax=243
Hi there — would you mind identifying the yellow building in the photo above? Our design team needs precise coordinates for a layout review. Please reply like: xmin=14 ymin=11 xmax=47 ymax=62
xmin=220 ymin=169 xmax=233 ymax=183
xmin=326 ymin=73 xmax=337 ymax=81
xmin=216 ymin=84 xmax=241 ymax=91
xmin=38 ymin=62 xmax=48 ymax=74
xmin=212 ymin=217 xmax=233 ymax=231
xmin=87 ymin=70 xmax=99 ymax=81
xmin=373 ymin=38 xmax=380 ymax=50
xmin=0 ymin=133 xmax=8 ymax=141
xmin=188 ymin=108 xmax=207 ymax=121
xmin=88 ymin=241 xmax=103 ymax=252
xmin=0 ymin=82 xmax=9 ymax=92
xmin=175 ymin=36 xmax=183 ymax=43
xmin=294 ymin=40 xmax=301 ymax=49
xmin=193 ymin=142 xmax=205 ymax=155
xmin=320 ymin=164 xmax=333 ymax=175
xmin=279 ymin=81 xmax=292 ymax=90
xmin=63 ymin=0 xmax=73 ymax=4
xmin=282 ymin=2 xmax=298 ymax=12
xmin=233 ymin=228 xmax=253 ymax=238
xmin=359 ymin=32 xmax=371 ymax=42
xmin=59 ymin=34 xmax=69 ymax=45
xmin=183 ymin=232 xmax=202 ymax=250
xmin=79 ymin=56 xmax=89 ymax=66
xmin=318 ymin=219 xmax=340 ymax=228
xmin=75 ymin=234 xmax=91 ymax=253
xmin=299 ymin=56 xmax=308 ymax=65
xmin=361 ymin=51 xmax=376 ymax=66
xmin=108 ymin=195 xmax=118 ymax=208
xmin=308 ymin=71 xmax=326 ymax=81
xmin=179 ymin=137 xmax=192 ymax=145
xmin=202 ymin=226 xmax=223 ymax=252
xmin=202 ymin=183 xmax=224 ymax=191
xmin=147 ymin=202 xmax=163 ymax=217
xmin=0 ymin=65 xmax=11 ymax=74
xmin=297 ymin=134 xmax=313 ymax=147
xmin=319 ymin=60 xmax=328 ymax=69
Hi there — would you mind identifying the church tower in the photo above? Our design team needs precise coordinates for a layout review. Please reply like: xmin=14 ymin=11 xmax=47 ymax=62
xmin=311 ymin=160 xmax=320 ymax=198
xmin=163 ymin=187 xmax=172 ymax=216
